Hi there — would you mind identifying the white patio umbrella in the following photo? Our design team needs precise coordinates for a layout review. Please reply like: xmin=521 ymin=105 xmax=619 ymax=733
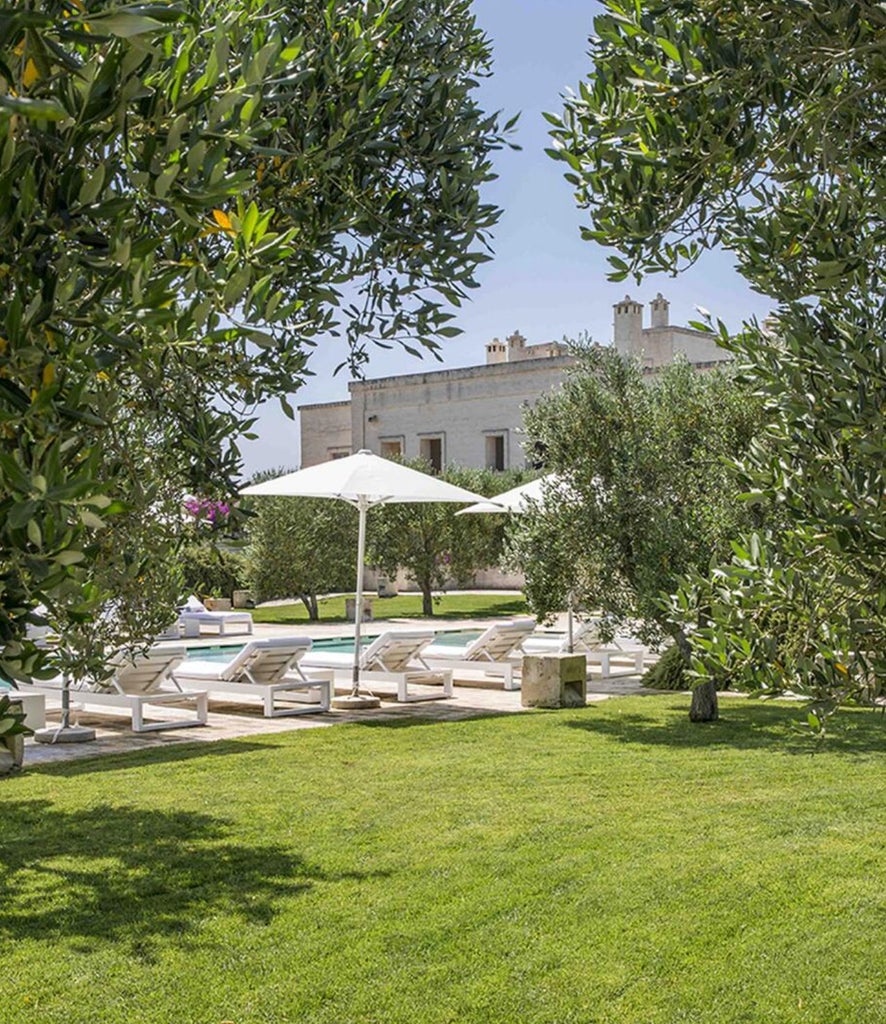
xmin=457 ymin=473 xmax=580 ymax=652
xmin=241 ymin=450 xmax=486 ymax=705
xmin=457 ymin=473 xmax=561 ymax=515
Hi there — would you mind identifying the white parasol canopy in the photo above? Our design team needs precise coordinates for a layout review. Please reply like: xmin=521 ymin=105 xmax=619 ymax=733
xmin=457 ymin=473 xmax=579 ymax=651
xmin=456 ymin=473 xmax=562 ymax=515
xmin=241 ymin=450 xmax=486 ymax=702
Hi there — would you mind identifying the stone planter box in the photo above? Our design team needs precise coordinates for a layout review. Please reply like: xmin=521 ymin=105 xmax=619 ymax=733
xmin=521 ymin=653 xmax=587 ymax=709
xmin=8 ymin=692 xmax=45 ymax=731
xmin=345 ymin=597 xmax=374 ymax=622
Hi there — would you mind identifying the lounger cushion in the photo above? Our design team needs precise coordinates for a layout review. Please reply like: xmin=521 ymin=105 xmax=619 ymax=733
xmin=176 ymin=638 xmax=313 ymax=684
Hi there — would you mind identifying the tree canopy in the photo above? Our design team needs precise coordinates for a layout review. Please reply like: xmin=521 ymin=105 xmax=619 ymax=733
xmin=246 ymin=488 xmax=358 ymax=621
xmin=545 ymin=0 xmax=886 ymax=721
xmin=546 ymin=0 xmax=886 ymax=298
xmin=510 ymin=349 xmax=763 ymax=641
xmin=1 ymin=0 xmax=511 ymax=678
xmin=370 ymin=463 xmax=530 ymax=616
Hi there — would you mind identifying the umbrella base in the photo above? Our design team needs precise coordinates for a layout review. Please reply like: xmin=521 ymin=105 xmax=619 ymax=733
xmin=34 ymin=724 xmax=97 ymax=744
xmin=331 ymin=694 xmax=382 ymax=710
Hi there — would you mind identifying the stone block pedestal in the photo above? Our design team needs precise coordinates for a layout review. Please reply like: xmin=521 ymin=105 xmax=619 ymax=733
xmin=8 ymin=691 xmax=46 ymax=731
xmin=345 ymin=597 xmax=374 ymax=622
xmin=521 ymin=653 xmax=587 ymax=709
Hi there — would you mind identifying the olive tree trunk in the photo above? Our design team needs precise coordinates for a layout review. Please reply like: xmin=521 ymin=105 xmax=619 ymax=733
xmin=689 ymin=680 xmax=720 ymax=722
xmin=675 ymin=628 xmax=719 ymax=722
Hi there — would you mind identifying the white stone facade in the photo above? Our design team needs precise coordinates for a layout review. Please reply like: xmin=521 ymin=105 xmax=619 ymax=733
xmin=299 ymin=294 xmax=727 ymax=469
xmin=299 ymin=400 xmax=352 ymax=468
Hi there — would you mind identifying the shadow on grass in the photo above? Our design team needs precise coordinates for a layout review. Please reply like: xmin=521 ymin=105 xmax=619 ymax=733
xmin=0 ymin=798 xmax=388 ymax=953
xmin=343 ymin=709 xmax=511 ymax=730
xmin=26 ymin=739 xmax=281 ymax=778
xmin=564 ymin=700 xmax=886 ymax=755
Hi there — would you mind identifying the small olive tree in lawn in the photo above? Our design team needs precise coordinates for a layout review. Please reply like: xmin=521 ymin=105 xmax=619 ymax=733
xmin=369 ymin=464 xmax=530 ymax=616
xmin=509 ymin=348 xmax=764 ymax=720
xmin=246 ymin=491 xmax=358 ymax=621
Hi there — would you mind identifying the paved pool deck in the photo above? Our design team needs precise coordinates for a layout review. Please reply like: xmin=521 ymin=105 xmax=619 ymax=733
xmin=18 ymin=614 xmax=659 ymax=769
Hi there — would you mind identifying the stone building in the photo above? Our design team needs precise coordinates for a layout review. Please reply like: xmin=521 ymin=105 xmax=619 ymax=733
xmin=299 ymin=294 xmax=725 ymax=469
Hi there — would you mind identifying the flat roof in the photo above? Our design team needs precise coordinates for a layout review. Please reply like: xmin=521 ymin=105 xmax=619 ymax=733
xmin=347 ymin=352 xmax=578 ymax=393
xmin=297 ymin=398 xmax=351 ymax=412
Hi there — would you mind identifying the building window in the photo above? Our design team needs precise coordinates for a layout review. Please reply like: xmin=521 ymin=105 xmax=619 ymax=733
xmin=485 ymin=432 xmax=507 ymax=471
xmin=419 ymin=435 xmax=444 ymax=473
xmin=380 ymin=438 xmax=404 ymax=460
xmin=328 ymin=448 xmax=350 ymax=460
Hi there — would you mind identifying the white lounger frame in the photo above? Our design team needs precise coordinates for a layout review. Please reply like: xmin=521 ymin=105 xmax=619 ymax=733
xmin=302 ymin=630 xmax=454 ymax=702
xmin=337 ymin=667 xmax=453 ymax=703
xmin=173 ymin=638 xmax=333 ymax=717
xmin=418 ymin=657 xmax=517 ymax=690
xmin=178 ymin=611 xmax=254 ymax=637
xmin=183 ymin=668 xmax=334 ymax=717
xmin=419 ymin=619 xmax=537 ymax=691
xmin=521 ymin=620 xmax=648 ymax=679
xmin=29 ymin=684 xmax=210 ymax=733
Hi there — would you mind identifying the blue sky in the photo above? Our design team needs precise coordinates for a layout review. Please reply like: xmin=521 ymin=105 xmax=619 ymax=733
xmin=238 ymin=0 xmax=773 ymax=476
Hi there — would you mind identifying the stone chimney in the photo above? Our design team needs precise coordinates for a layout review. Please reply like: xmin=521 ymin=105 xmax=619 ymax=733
xmin=486 ymin=337 xmax=507 ymax=364
xmin=650 ymin=292 xmax=669 ymax=328
xmin=506 ymin=330 xmax=527 ymax=360
xmin=612 ymin=295 xmax=644 ymax=354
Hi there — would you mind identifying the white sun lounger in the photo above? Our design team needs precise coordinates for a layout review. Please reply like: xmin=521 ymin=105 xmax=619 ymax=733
xmin=521 ymin=619 xmax=647 ymax=677
xmin=419 ymin=618 xmax=537 ymax=691
xmin=301 ymin=630 xmax=453 ymax=703
xmin=23 ymin=645 xmax=208 ymax=733
xmin=177 ymin=606 xmax=254 ymax=638
xmin=172 ymin=637 xmax=333 ymax=717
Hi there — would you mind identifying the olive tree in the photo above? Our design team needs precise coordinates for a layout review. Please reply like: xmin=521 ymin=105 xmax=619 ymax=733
xmin=246 ymin=491 xmax=358 ymax=621
xmin=510 ymin=348 xmax=764 ymax=719
xmin=369 ymin=464 xmax=529 ymax=616
xmin=544 ymin=0 xmax=886 ymax=721
xmin=0 ymin=0 xmax=512 ymax=679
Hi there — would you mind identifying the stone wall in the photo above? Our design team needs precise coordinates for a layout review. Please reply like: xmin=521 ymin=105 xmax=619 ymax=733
xmin=350 ymin=354 xmax=575 ymax=470
xmin=299 ymin=400 xmax=352 ymax=468
xmin=300 ymin=293 xmax=731 ymax=470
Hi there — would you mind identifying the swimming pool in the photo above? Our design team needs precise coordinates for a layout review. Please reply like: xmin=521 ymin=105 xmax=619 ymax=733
xmin=182 ymin=629 xmax=482 ymax=663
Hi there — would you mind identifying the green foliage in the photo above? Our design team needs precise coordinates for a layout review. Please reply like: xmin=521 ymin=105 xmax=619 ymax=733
xmin=37 ymin=454 xmax=190 ymax=687
xmin=0 ymin=693 xmax=33 ymax=741
xmin=369 ymin=463 xmax=530 ymax=615
xmin=546 ymin=1 xmax=886 ymax=297
xmin=641 ymin=643 xmax=687 ymax=691
xmin=509 ymin=347 xmax=764 ymax=645
xmin=179 ymin=544 xmax=249 ymax=602
xmin=1 ymin=0 xmax=511 ymax=675
xmin=546 ymin=1 xmax=886 ymax=717
xmin=246 ymin=492 xmax=358 ymax=619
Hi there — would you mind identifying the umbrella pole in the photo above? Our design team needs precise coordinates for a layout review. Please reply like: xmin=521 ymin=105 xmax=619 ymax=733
xmin=567 ymin=590 xmax=575 ymax=654
xmin=351 ymin=497 xmax=369 ymax=698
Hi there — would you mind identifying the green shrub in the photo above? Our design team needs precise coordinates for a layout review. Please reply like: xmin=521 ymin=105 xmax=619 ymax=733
xmin=642 ymin=643 xmax=688 ymax=690
xmin=179 ymin=543 xmax=249 ymax=601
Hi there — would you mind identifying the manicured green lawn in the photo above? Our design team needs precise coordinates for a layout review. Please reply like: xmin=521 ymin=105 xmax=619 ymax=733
xmin=253 ymin=591 xmax=530 ymax=624
xmin=3 ymin=697 xmax=886 ymax=1023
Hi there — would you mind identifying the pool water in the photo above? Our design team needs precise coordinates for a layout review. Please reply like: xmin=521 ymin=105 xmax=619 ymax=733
xmin=184 ymin=629 xmax=482 ymax=663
